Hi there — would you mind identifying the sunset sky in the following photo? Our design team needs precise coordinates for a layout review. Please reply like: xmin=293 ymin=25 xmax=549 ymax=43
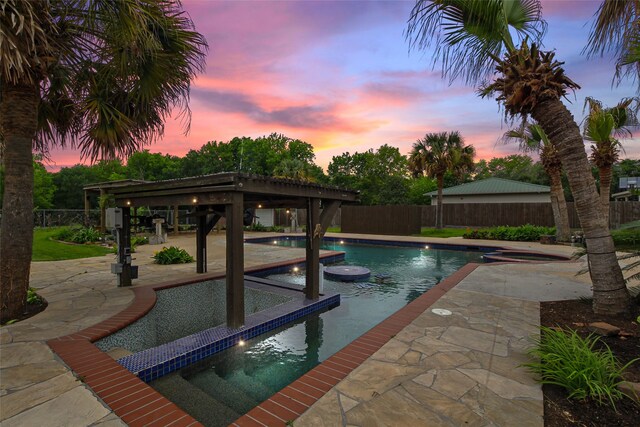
xmin=47 ymin=0 xmax=638 ymax=171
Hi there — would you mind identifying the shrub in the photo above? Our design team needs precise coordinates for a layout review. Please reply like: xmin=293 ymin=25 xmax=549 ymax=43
xmin=51 ymin=226 xmax=103 ymax=244
xmin=69 ymin=227 xmax=102 ymax=243
xmin=463 ymin=224 xmax=555 ymax=242
xmin=153 ymin=246 xmax=194 ymax=265
xmin=27 ymin=288 xmax=43 ymax=305
xmin=524 ymin=327 xmax=637 ymax=408
xmin=611 ymin=228 xmax=640 ymax=248
xmin=246 ymin=222 xmax=268 ymax=232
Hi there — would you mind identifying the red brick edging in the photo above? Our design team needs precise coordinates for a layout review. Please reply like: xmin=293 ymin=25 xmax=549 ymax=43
xmin=46 ymin=257 xmax=479 ymax=427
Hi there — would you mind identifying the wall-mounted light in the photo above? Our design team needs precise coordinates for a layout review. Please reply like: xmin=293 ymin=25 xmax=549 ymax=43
xmin=258 ymin=204 xmax=263 ymax=208
xmin=126 ymin=201 xmax=131 ymax=206
xmin=286 ymin=209 xmax=290 ymax=214
xmin=192 ymin=197 xmax=198 ymax=204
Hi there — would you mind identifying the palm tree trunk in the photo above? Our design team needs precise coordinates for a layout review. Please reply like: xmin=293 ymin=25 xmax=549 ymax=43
xmin=549 ymin=171 xmax=571 ymax=242
xmin=532 ymin=99 xmax=630 ymax=316
xmin=0 ymin=83 xmax=39 ymax=322
xmin=599 ymin=165 xmax=612 ymax=226
xmin=436 ymin=174 xmax=444 ymax=229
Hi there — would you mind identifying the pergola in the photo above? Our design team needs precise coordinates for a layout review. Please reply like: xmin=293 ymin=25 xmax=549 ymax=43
xmin=83 ymin=179 xmax=149 ymax=231
xmin=107 ymin=173 xmax=359 ymax=328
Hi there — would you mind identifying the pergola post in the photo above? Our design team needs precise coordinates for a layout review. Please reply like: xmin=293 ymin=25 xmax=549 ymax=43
xmin=84 ymin=190 xmax=91 ymax=227
xmin=196 ymin=206 xmax=208 ymax=273
xmin=99 ymin=189 xmax=106 ymax=232
xmin=226 ymin=192 xmax=245 ymax=328
xmin=173 ymin=205 xmax=180 ymax=234
xmin=305 ymin=198 xmax=321 ymax=300
xmin=117 ymin=207 xmax=133 ymax=287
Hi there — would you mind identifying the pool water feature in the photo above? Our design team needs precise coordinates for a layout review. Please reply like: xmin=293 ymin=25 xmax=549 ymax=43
xmin=151 ymin=239 xmax=483 ymax=427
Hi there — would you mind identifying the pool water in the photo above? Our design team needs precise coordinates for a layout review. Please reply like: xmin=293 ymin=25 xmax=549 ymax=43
xmin=151 ymin=241 xmax=482 ymax=426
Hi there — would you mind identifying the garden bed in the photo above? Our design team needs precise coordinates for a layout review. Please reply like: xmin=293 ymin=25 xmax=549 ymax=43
xmin=540 ymin=299 xmax=640 ymax=426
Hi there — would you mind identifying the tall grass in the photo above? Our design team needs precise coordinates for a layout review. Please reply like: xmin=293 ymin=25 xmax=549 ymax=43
xmin=525 ymin=327 xmax=637 ymax=409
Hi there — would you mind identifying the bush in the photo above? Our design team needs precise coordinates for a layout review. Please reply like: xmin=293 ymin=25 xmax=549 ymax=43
xmin=463 ymin=224 xmax=555 ymax=242
xmin=524 ymin=327 xmax=637 ymax=408
xmin=611 ymin=228 xmax=640 ymax=248
xmin=246 ymin=222 xmax=268 ymax=232
xmin=52 ymin=226 xmax=103 ymax=244
xmin=27 ymin=288 xmax=43 ymax=305
xmin=152 ymin=246 xmax=194 ymax=265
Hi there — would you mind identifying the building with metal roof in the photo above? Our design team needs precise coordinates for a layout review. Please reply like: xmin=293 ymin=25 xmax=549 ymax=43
xmin=425 ymin=178 xmax=550 ymax=206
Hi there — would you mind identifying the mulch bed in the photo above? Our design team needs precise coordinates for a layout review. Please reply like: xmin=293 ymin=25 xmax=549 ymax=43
xmin=2 ymin=299 xmax=48 ymax=325
xmin=540 ymin=299 xmax=640 ymax=427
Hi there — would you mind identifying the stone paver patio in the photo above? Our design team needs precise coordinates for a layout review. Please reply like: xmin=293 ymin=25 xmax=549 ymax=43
xmin=0 ymin=232 xmax=594 ymax=426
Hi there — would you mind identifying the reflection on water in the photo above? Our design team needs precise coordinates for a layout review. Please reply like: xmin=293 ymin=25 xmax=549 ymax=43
xmin=155 ymin=241 xmax=482 ymax=427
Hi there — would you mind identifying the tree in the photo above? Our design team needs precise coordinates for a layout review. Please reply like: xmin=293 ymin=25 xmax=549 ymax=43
xmin=408 ymin=131 xmax=475 ymax=229
xmin=583 ymin=97 xmax=639 ymax=222
xmin=327 ymin=145 xmax=410 ymax=205
xmin=33 ymin=160 xmax=56 ymax=210
xmin=503 ymin=124 xmax=571 ymax=241
xmin=584 ymin=0 xmax=640 ymax=86
xmin=407 ymin=0 xmax=630 ymax=315
xmin=0 ymin=0 xmax=207 ymax=322
xmin=473 ymin=154 xmax=545 ymax=184
xmin=126 ymin=150 xmax=183 ymax=181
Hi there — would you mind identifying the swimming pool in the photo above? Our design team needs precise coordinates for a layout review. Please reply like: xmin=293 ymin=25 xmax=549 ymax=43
xmin=150 ymin=239 xmax=483 ymax=426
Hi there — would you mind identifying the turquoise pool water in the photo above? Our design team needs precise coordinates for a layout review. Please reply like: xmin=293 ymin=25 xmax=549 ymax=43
xmin=151 ymin=241 xmax=482 ymax=426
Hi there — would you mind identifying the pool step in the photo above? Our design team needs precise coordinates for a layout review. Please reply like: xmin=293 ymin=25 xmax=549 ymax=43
xmin=151 ymin=373 xmax=240 ymax=427
xmin=188 ymin=369 xmax=262 ymax=415
xmin=224 ymin=370 xmax=277 ymax=403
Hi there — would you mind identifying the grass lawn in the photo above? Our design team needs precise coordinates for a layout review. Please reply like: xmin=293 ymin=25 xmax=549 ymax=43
xmin=32 ymin=227 xmax=112 ymax=261
xmin=415 ymin=227 xmax=470 ymax=238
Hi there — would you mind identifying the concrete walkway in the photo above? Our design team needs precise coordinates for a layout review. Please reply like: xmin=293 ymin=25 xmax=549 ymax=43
xmin=0 ymin=233 xmax=594 ymax=426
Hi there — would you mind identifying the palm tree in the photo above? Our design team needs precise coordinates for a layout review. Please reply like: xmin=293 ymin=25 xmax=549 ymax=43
xmin=409 ymin=131 xmax=475 ymax=229
xmin=503 ymin=123 xmax=571 ymax=242
xmin=407 ymin=0 xmax=630 ymax=315
xmin=584 ymin=0 xmax=639 ymax=86
xmin=0 ymin=0 xmax=207 ymax=322
xmin=583 ymin=97 xmax=640 ymax=222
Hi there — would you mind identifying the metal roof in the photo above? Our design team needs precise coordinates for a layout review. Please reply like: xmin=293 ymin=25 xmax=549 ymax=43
xmin=425 ymin=178 xmax=550 ymax=197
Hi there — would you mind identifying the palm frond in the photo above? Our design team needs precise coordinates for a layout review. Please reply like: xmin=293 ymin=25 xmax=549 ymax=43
xmin=406 ymin=0 xmax=545 ymax=85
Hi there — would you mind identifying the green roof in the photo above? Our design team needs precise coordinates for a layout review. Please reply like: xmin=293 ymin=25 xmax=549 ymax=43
xmin=425 ymin=178 xmax=550 ymax=197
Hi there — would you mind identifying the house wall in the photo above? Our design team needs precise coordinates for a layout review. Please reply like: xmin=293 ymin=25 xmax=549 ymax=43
xmin=431 ymin=193 xmax=550 ymax=206
xmin=254 ymin=209 xmax=274 ymax=227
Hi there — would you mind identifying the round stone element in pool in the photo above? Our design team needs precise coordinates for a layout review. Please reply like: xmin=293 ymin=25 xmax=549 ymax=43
xmin=324 ymin=266 xmax=371 ymax=282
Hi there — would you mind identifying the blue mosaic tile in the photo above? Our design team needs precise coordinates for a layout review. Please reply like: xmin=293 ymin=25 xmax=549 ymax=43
xmin=117 ymin=293 xmax=340 ymax=382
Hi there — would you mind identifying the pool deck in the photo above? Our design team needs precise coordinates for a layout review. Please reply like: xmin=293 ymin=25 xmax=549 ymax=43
xmin=0 ymin=232 xmax=602 ymax=426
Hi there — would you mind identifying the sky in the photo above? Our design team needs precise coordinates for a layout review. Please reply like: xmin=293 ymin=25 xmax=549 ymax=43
xmin=47 ymin=0 xmax=639 ymax=171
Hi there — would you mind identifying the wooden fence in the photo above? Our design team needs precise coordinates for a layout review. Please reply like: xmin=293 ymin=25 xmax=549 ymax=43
xmin=422 ymin=201 xmax=639 ymax=229
xmin=341 ymin=205 xmax=422 ymax=235
xmin=338 ymin=202 xmax=638 ymax=235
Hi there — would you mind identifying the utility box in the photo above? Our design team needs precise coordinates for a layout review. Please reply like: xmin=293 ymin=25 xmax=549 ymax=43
xmin=106 ymin=208 xmax=123 ymax=229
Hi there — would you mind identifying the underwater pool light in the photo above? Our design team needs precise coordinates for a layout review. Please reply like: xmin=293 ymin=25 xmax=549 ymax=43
xmin=238 ymin=339 xmax=246 ymax=346
xmin=273 ymin=240 xmax=278 ymax=244
xmin=293 ymin=266 xmax=300 ymax=272
xmin=339 ymin=240 xmax=344 ymax=244
xmin=424 ymin=245 xmax=429 ymax=249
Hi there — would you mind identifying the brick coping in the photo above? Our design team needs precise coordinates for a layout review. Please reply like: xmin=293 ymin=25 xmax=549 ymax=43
xmin=46 ymin=237 xmax=560 ymax=427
